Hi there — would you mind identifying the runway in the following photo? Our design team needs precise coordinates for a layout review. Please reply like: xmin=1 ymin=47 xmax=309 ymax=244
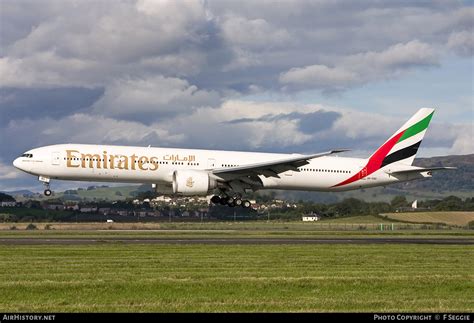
xmin=1 ymin=237 xmax=473 ymax=245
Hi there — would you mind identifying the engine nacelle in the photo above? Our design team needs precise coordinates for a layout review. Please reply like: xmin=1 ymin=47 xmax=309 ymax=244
xmin=172 ymin=170 xmax=216 ymax=196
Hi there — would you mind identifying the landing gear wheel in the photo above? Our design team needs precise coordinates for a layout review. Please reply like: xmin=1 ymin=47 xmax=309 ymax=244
xmin=44 ymin=189 xmax=52 ymax=196
xmin=219 ymin=197 xmax=228 ymax=205
xmin=226 ymin=197 xmax=235 ymax=207
xmin=234 ymin=198 xmax=243 ymax=207
xmin=242 ymin=200 xmax=251 ymax=208
xmin=210 ymin=195 xmax=221 ymax=204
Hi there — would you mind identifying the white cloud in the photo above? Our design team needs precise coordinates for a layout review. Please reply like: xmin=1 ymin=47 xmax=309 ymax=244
xmin=280 ymin=40 xmax=438 ymax=91
xmin=450 ymin=128 xmax=474 ymax=155
xmin=3 ymin=1 xmax=213 ymax=88
xmin=1 ymin=1 xmax=470 ymax=93
xmin=330 ymin=108 xmax=398 ymax=140
xmin=0 ymin=161 xmax=20 ymax=180
xmin=2 ymin=114 xmax=184 ymax=152
xmin=279 ymin=65 xmax=357 ymax=90
xmin=0 ymin=53 xmax=99 ymax=88
xmin=347 ymin=40 xmax=438 ymax=71
xmin=92 ymin=76 xmax=220 ymax=121
xmin=220 ymin=15 xmax=291 ymax=50
xmin=447 ymin=31 xmax=474 ymax=57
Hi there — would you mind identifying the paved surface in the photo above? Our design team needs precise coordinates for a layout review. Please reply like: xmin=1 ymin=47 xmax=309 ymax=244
xmin=0 ymin=237 xmax=473 ymax=245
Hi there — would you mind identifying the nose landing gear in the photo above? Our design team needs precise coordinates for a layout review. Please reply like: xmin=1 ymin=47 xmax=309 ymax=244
xmin=39 ymin=176 xmax=53 ymax=196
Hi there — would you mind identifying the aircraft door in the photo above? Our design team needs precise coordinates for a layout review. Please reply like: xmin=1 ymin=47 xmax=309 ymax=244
xmin=52 ymin=152 xmax=60 ymax=166
xmin=359 ymin=166 xmax=368 ymax=179
xmin=207 ymin=158 xmax=216 ymax=169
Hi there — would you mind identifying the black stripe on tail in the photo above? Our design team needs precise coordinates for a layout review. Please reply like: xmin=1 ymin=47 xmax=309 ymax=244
xmin=381 ymin=141 xmax=422 ymax=168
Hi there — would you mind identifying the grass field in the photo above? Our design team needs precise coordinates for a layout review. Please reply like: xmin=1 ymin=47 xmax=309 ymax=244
xmin=0 ymin=215 xmax=471 ymax=233
xmin=0 ymin=242 xmax=473 ymax=312
xmin=384 ymin=212 xmax=474 ymax=226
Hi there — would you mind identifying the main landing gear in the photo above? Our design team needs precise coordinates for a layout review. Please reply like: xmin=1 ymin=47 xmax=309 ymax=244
xmin=210 ymin=195 xmax=252 ymax=208
xmin=39 ymin=176 xmax=53 ymax=196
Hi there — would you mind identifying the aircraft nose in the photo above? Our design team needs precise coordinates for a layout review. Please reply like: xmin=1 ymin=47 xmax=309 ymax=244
xmin=13 ymin=158 xmax=21 ymax=170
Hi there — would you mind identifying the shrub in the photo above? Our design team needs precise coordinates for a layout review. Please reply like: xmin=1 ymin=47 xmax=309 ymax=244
xmin=26 ymin=223 xmax=37 ymax=230
xmin=467 ymin=221 xmax=474 ymax=230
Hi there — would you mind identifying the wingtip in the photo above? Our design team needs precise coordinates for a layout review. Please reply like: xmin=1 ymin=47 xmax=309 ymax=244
xmin=331 ymin=149 xmax=350 ymax=154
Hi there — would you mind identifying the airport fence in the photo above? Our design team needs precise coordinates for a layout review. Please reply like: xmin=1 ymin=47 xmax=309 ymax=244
xmin=294 ymin=222 xmax=468 ymax=231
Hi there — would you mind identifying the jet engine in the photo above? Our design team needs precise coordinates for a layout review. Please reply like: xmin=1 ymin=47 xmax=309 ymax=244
xmin=172 ymin=170 xmax=217 ymax=196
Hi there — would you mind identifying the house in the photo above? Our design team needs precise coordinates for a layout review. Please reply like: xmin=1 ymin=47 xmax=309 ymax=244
xmin=152 ymin=196 xmax=172 ymax=203
xmin=79 ymin=206 xmax=98 ymax=213
xmin=64 ymin=203 xmax=79 ymax=211
xmin=302 ymin=214 xmax=321 ymax=222
xmin=43 ymin=203 xmax=65 ymax=211
xmin=133 ymin=209 xmax=157 ymax=217
xmin=0 ymin=201 xmax=16 ymax=207
xmin=115 ymin=209 xmax=130 ymax=216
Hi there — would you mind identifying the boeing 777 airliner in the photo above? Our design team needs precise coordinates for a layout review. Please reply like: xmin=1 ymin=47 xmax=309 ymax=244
xmin=13 ymin=108 xmax=454 ymax=208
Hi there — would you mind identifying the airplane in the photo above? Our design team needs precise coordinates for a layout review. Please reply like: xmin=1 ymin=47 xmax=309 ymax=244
xmin=13 ymin=108 xmax=454 ymax=208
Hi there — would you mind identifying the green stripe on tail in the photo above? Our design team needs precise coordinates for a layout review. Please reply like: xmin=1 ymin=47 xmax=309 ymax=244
xmin=397 ymin=111 xmax=434 ymax=143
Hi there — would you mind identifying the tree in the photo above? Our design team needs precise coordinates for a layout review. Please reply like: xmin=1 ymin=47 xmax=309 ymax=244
xmin=0 ymin=193 xmax=15 ymax=202
xmin=434 ymin=196 xmax=463 ymax=211
xmin=390 ymin=196 xmax=408 ymax=208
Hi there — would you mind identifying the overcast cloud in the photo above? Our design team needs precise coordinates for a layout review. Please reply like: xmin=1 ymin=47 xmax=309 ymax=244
xmin=0 ymin=0 xmax=472 ymax=190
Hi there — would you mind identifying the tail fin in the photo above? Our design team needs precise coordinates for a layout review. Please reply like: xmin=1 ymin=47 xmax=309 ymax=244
xmin=369 ymin=108 xmax=434 ymax=168
xmin=333 ymin=108 xmax=434 ymax=188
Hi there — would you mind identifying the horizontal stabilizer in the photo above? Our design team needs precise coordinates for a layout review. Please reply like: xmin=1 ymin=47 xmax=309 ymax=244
xmin=385 ymin=166 xmax=456 ymax=175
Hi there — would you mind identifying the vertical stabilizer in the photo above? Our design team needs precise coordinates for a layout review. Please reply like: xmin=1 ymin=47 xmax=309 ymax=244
xmin=333 ymin=108 xmax=435 ymax=188
xmin=371 ymin=108 xmax=434 ymax=167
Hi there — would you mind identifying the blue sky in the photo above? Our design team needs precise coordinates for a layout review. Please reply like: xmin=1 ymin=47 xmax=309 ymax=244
xmin=0 ymin=0 xmax=472 ymax=191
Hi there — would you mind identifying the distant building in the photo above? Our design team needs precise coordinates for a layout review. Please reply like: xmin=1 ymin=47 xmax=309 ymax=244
xmin=79 ymin=206 xmax=98 ymax=213
xmin=396 ymin=200 xmax=429 ymax=213
xmin=44 ymin=203 xmax=65 ymax=211
xmin=114 ymin=209 xmax=130 ymax=216
xmin=0 ymin=201 xmax=17 ymax=207
xmin=64 ymin=202 xmax=79 ymax=211
xmin=152 ymin=196 xmax=172 ymax=203
xmin=302 ymin=214 xmax=320 ymax=222
xmin=133 ymin=209 xmax=157 ymax=217
xmin=98 ymin=208 xmax=111 ymax=215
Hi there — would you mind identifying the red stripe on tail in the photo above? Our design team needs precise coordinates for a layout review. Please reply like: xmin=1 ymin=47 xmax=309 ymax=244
xmin=333 ymin=130 xmax=405 ymax=187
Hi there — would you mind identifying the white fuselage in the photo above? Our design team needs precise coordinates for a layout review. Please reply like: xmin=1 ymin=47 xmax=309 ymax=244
xmin=12 ymin=144 xmax=423 ymax=193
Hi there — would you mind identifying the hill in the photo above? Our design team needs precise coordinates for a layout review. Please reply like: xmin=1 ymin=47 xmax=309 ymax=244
xmin=393 ymin=154 xmax=474 ymax=192
xmin=0 ymin=190 xmax=37 ymax=197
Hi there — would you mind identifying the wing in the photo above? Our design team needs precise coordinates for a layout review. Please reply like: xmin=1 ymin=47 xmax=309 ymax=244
xmin=210 ymin=149 xmax=349 ymax=192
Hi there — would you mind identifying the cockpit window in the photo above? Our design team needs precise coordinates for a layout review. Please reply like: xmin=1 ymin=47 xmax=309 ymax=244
xmin=21 ymin=153 xmax=33 ymax=158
